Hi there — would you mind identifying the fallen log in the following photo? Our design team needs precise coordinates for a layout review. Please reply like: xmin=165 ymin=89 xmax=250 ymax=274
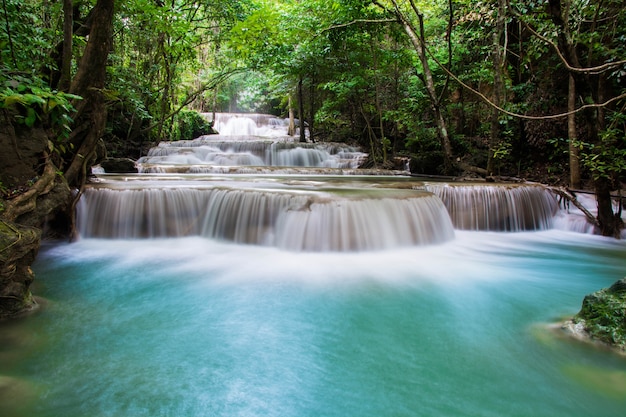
xmin=547 ymin=186 xmax=600 ymax=228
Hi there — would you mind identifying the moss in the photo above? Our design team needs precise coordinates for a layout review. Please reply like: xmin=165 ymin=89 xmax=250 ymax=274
xmin=573 ymin=278 xmax=626 ymax=350
xmin=0 ymin=220 xmax=41 ymax=319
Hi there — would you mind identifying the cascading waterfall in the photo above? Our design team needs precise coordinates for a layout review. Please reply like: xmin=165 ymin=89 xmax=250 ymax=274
xmin=77 ymin=185 xmax=455 ymax=251
xmin=87 ymin=113 xmax=604 ymax=251
xmin=424 ymin=183 xmax=559 ymax=231
xmin=137 ymin=139 xmax=366 ymax=172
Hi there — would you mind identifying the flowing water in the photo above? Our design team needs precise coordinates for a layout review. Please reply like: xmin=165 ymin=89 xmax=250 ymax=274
xmin=2 ymin=114 xmax=626 ymax=417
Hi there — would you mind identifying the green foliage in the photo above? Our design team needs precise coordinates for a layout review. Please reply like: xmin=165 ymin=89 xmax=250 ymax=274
xmin=0 ymin=180 xmax=6 ymax=212
xmin=113 ymin=0 xmax=254 ymax=141
xmin=0 ymin=0 xmax=58 ymax=73
xmin=0 ymin=74 xmax=81 ymax=154
xmin=0 ymin=0 xmax=623 ymax=182
xmin=579 ymin=132 xmax=626 ymax=183
xmin=171 ymin=109 xmax=214 ymax=141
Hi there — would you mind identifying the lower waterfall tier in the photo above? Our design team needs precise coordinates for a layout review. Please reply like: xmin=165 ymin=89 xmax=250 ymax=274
xmin=77 ymin=186 xmax=456 ymax=252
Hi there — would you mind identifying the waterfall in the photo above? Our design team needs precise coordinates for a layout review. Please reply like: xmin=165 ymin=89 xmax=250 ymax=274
xmin=77 ymin=186 xmax=455 ymax=251
xmin=84 ymin=112 xmax=600 ymax=252
xmin=205 ymin=113 xmax=291 ymax=137
xmin=424 ymin=183 xmax=559 ymax=231
xmin=137 ymin=140 xmax=366 ymax=171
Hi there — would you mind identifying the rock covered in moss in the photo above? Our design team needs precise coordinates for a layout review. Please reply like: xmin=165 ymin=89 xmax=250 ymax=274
xmin=570 ymin=278 xmax=626 ymax=352
xmin=0 ymin=220 xmax=40 ymax=319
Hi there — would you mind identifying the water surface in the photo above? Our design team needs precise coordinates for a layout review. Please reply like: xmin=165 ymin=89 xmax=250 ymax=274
xmin=2 ymin=231 xmax=626 ymax=416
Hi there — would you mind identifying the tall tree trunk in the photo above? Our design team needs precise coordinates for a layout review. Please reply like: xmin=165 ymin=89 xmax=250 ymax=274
xmin=372 ymin=44 xmax=387 ymax=163
xmin=308 ymin=76 xmax=316 ymax=142
xmin=379 ymin=0 xmax=452 ymax=171
xmin=58 ymin=0 xmax=73 ymax=91
xmin=548 ymin=0 xmax=619 ymax=236
xmin=298 ymin=78 xmax=306 ymax=143
xmin=568 ymin=73 xmax=580 ymax=188
xmin=288 ymin=95 xmax=296 ymax=136
xmin=65 ymin=0 xmax=114 ymax=187
xmin=487 ymin=0 xmax=506 ymax=176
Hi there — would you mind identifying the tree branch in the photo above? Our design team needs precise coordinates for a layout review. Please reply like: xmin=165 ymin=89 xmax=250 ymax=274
xmin=320 ymin=18 xmax=397 ymax=33
xmin=548 ymin=186 xmax=600 ymax=227
xmin=508 ymin=1 xmax=626 ymax=75
xmin=424 ymin=42 xmax=626 ymax=120
xmin=140 ymin=67 xmax=248 ymax=135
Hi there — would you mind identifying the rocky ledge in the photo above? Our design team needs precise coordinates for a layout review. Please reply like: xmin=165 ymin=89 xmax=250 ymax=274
xmin=561 ymin=278 xmax=626 ymax=355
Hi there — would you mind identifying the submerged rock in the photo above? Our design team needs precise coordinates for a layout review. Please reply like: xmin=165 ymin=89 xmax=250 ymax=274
xmin=563 ymin=278 xmax=626 ymax=354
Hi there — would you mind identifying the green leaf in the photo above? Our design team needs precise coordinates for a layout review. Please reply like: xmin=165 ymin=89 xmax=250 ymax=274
xmin=24 ymin=107 xmax=37 ymax=127
xmin=3 ymin=94 xmax=25 ymax=107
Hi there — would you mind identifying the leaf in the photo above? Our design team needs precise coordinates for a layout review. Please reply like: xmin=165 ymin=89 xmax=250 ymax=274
xmin=45 ymin=98 xmax=58 ymax=112
xmin=24 ymin=107 xmax=37 ymax=127
xmin=3 ymin=94 xmax=25 ymax=107
xmin=22 ymin=93 xmax=46 ymax=106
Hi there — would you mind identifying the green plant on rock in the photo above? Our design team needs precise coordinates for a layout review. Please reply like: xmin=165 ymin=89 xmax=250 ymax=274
xmin=574 ymin=278 xmax=626 ymax=349
xmin=172 ymin=109 xmax=214 ymax=141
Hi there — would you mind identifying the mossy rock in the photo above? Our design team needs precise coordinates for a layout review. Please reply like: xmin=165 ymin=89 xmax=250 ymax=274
xmin=573 ymin=278 xmax=626 ymax=351
xmin=0 ymin=220 xmax=40 ymax=319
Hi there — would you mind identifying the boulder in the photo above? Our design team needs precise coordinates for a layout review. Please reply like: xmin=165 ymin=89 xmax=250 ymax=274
xmin=569 ymin=278 xmax=626 ymax=352
xmin=100 ymin=157 xmax=138 ymax=173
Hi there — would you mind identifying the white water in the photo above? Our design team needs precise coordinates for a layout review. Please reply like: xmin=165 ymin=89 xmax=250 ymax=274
xmin=137 ymin=139 xmax=367 ymax=171
xmin=207 ymin=112 xmax=291 ymax=137
xmin=425 ymin=183 xmax=559 ymax=231
xmin=88 ymin=110 xmax=613 ymax=250
xmin=77 ymin=181 xmax=455 ymax=251
xmin=13 ymin=229 xmax=626 ymax=417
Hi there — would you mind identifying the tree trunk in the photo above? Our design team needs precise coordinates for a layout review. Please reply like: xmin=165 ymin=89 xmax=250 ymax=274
xmin=298 ymin=78 xmax=306 ymax=143
xmin=58 ymin=0 xmax=73 ymax=91
xmin=568 ymin=73 xmax=581 ymax=188
xmin=288 ymin=95 xmax=296 ymax=136
xmin=387 ymin=2 xmax=453 ymax=173
xmin=308 ymin=77 xmax=316 ymax=142
xmin=595 ymin=177 xmax=622 ymax=238
xmin=487 ymin=0 xmax=506 ymax=176
xmin=65 ymin=0 xmax=114 ymax=187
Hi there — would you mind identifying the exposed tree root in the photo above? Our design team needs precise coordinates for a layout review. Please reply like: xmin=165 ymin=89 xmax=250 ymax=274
xmin=2 ymin=156 xmax=58 ymax=222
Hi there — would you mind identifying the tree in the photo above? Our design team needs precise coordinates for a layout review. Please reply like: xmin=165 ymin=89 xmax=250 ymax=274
xmin=510 ymin=0 xmax=626 ymax=236
xmin=371 ymin=0 xmax=455 ymax=173
xmin=64 ymin=0 xmax=115 ymax=187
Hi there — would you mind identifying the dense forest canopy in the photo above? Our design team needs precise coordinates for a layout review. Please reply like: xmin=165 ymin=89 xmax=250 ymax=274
xmin=0 ymin=0 xmax=625 ymax=235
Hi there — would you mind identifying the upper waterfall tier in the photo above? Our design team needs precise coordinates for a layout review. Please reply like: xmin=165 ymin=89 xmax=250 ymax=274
xmin=137 ymin=138 xmax=368 ymax=171
xmin=205 ymin=112 xmax=292 ymax=137
xmin=77 ymin=181 xmax=455 ymax=252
